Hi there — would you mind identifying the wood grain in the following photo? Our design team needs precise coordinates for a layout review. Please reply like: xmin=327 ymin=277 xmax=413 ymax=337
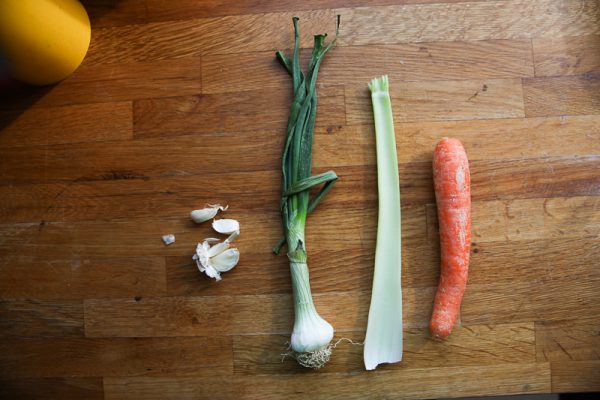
xmin=143 ymin=0 xmax=488 ymax=22
xmin=533 ymin=34 xmax=600 ymax=77
xmin=346 ymin=79 xmax=525 ymax=124
xmin=3 ymin=59 xmax=202 ymax=109
xmin=462 ymin=277 xmax=600 ymax=326
xmin=397 ymin=115 xmax=600 ymax=163
xmin=0 ymin=257 xmax=166 ymax=300
xmin=81 ymin=0 xmax=147 ymax=28
xmin=469 ymin=237 xmax=600 ymax=286
xmin=234 ymin=323 xmax=535 ymax=374
xmin=2 ymin=114 xmax=599 ymax=187
xmin=2 ymin=155 xmax=599 ymax=220
xmin=0 ymin=204 xmax=425 ymax=257
xmin=104 ymin=363 xmax=550 ymax=400
xmin=0 ymin=102 xmax=132 ymax=148
xmin=524 ymin=74 xmax=600 ymax=117
xmin=133 ymin=85 xmax=345 ymax=138
xmin=536 ymin=318 xmax=600 ymax=361
xmin=202 ymin=39 xmax=534 ymax=94
xmin=0 ymin=300 xmax=84 ymax=338
xmin=84 ymin=289 xmax=435 ymax=338
xmin=0 ymin=378 xmax=103 ymax=400
xmin=551 ymin=361 xmax=600 ymax=392
xmin=338 ymin=0 xmax=600 ymax=46
xmin=0 ymin=195 xmax=598 ymax=260
xmin=85 ymin=10 xmax=336 ymax=64
xmin=0 ymin=337 xmax=231 ymax=378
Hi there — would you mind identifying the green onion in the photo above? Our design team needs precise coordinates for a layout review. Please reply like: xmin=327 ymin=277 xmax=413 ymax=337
xmin=275 ymin=16 xmax=340 ymax=369
xmin=363 ymin=75 xmax=403 ymax=370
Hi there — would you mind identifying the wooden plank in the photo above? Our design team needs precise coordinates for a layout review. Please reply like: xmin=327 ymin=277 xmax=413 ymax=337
xmin=84 ymin=288 xmax=434 ymax=338
xmin=0 ymin=336 xmax=232 ymax=378
xmin=398 ymin=235 xmax=600 ymax=292
xmin=505 ymin=195 xmax=600 ymax=241
xmin=523 ymin=75 xmax=600 ymax=117
xmin=551 ymin=361 xmax=600 ymax=392
xmin=470 ymin=196 xmax=600 ymax=243
xmin=0 ymin=378 xmax=103 ymax=400
xmin=0 ymin=257 xmax=166 ymax=300
xmin=202 ymin=39 xmax=534 ymax=94
xmin=346 ymin=79 xmax=525 ymax=124
xmin=469 ymin=237 xmax=600 ymax=286
xmin=337 ymin=0 xmax=600 ymax=46
xmin=462 ymin=277 xmax=600 ymax=326
xmin=104 ymin=363 xmax=550 ymax=400
xmin=85 ymin=10 xmax=336 ymax=64
xmin=3 ymin=113 xmax=599 ymax=185
xmin=397 ymin=115 xmax=600 ymax=163
xmin=0 ymin=132 xmax=282 ymax=184
xmin=4 ymin=59 xmax=202 ymax=109
xmin=104 ymin=376 xmax=236 ymax=400
xmin=533 ymin=34 xmax=600 ymax=77
xmin=132 ymin=85 xmax=345 ymax=138
xmin=536 ymin=318 xmax=600 ymax=361
xmin=82 ymin=0 xmax=147 ymax=28
xmin=86 ymin=21 xmax=205 ymax=65
xmin=1 ymin=195 xmax=599 ymax=260
xmin=234 ymin=323 xmax=535 ymax=374
xmin=470 ymin=156 xmax=600 ymax=204
xmin=144 ymin=0 xmax=487 ymax=22
xmin=0 ymin=202 xmax=427 ymax=258
xmin=5 ymin=153 xmax=599 ymax=223
xmin=0 ymin=184 xmax=67 ymax=223
xmin=84 ymin=296 xmax=233 ymax=338
xmin=0 ymin=300 xmax=84 ymax=338
xmin=0 ymin=102 xmax=132 ymax=148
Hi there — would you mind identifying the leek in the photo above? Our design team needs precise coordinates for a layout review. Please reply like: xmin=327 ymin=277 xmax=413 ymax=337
xmin=274 ymin=17 xmax=340 ymax=369
xmin=363 ymin=75 xmax=403 ymax=370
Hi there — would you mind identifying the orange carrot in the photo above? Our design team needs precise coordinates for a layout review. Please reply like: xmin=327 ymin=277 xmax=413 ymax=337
xmin=430 ymin=137 xmax=471 ymax=339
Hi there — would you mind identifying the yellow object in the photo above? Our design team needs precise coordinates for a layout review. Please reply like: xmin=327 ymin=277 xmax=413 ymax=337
xmin=0 ymin=0 xmax=91 ymax=85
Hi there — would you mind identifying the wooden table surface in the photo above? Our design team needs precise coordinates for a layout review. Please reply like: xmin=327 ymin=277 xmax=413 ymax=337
xmin=1 ymin=0 xmax=600 ymax=399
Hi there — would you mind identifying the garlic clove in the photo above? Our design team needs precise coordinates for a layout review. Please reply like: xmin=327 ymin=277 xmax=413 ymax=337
xmin=212 ymin=218 xmax=240 ymax=235
xmin=195 ymin=258 xmax=222 ymax=281
xmin=190 ymin=208 xmax=218 ymax=223
xmin=190 ymin=204 xmax=228 ymax=224
xmin=210 ymin=248 xmax=240 ymax=273
xmin=206 ymin=240 xmax=230 ymax=258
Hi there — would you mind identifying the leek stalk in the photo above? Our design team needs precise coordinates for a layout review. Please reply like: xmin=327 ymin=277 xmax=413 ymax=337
xmin=363 ymin=75 xmax=403 ymax=370
xmin=275 ymin=17 xmax=340 ymax=369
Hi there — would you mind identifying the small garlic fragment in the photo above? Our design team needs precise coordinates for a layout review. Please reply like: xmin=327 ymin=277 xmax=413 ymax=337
xmin=192 ymin=232 xmax=240 ymax=281
xmin=161 ymin=234 xmax=175 ymax=245
xmin=212 ymin=219 xmax=240 ymax=235
xmin=190 ymin=204 xmax=228 ymax=224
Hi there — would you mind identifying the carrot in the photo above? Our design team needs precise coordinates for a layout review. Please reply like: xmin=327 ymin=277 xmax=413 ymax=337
xmin=429 ymin=137 xmax=471 ymax=339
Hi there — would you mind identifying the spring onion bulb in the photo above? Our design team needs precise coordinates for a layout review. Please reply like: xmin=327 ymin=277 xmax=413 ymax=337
xmin=275 ymin=16 xmax=340 ymax=369
xmin=363 ymin=75 xmax=403 ymax=371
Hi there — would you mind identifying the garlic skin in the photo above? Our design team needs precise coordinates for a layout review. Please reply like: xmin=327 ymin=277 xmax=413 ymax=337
xmin=190 ymin=204 xmax=228 ymax=223
xmin=212 ymin=219 xmax=240 ymax=235
xmin=192 ymin=231 xmax=239 ymax=281
xmin=161 ymin=234 xmax=175 ymax=245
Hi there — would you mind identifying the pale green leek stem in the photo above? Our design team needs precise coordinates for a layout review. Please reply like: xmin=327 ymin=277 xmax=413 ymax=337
xmin=363 ymin=75 xmax=403 ymax=371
